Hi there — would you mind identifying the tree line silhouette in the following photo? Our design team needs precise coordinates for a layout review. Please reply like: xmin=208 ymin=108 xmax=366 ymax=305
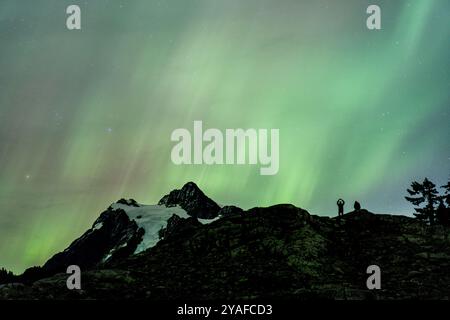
xmin=0 ymin=268 xmax=15 ymax=285
xmin=405 ymin=178 xmax=450 ymax=226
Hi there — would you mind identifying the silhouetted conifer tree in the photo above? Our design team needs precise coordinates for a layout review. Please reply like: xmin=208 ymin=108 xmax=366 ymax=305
xmin=0 ymin=267 xmax=15 ymax=284
xmin=441 ymin=181 xmax=450 ymax=207
xmin=436 ymin=199 xmax=449 ymax=226
xmin=405 ymin=178 xmax=439 ymax=225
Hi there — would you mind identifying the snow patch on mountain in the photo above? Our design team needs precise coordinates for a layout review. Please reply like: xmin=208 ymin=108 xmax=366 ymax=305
xmin=111 ymin=202 xmax=219 ymax=254
xmin=92 ymin=222 xmax=103 ymax=230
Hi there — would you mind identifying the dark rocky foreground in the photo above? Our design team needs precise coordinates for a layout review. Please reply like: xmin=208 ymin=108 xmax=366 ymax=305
xmin=1 ymin=202 xmax=449 ymax=300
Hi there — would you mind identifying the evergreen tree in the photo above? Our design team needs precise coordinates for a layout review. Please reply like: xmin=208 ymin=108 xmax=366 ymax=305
xmin=436 ymin=180 xmax=450 ymax=227
xmin=441 ymin=180 xmax=450 ymax=207
xmin=436 ymin=198 xmax=449 ymax=226
xmin=405 ymin=178 xmax=440 ymax=224
xmin=0 ymin=267 xmax=15 ymax=284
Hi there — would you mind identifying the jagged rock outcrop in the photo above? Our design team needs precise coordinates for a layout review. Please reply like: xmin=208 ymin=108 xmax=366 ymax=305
xmin=218 ymin=205 xmax=244 ymax=216
xmin=158 ymin=214 xmax=202 ymax=241
xmin=116 ymin=198 xmax=140 ymax=207
xmin=40 ymin=208 xmax=144 ymax=277
xmin=158 ymin=182 xmax=221 ymax=219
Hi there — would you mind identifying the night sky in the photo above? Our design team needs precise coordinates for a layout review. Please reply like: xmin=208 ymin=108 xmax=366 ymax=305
xmin=0 ymin=0 xmax=449 ymax=272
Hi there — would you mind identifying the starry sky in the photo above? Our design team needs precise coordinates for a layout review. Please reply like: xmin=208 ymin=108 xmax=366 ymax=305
xmin=0 ymin=0 xmax=449 ymax=273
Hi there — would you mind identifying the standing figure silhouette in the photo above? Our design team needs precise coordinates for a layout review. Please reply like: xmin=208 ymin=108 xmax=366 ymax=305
xmin=337 ymin=199 xmax=345 ymax=217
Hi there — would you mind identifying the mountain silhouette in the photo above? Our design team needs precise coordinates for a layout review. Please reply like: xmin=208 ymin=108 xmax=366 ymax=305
xmin=1 ymin=182 xmax=449 ymax=300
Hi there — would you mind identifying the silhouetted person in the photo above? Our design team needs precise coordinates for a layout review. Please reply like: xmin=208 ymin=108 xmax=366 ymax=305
xmin=354 ymin=201 xmax=361 ymax=211
xmin=337 ymin=199 xmax=345 ymax=216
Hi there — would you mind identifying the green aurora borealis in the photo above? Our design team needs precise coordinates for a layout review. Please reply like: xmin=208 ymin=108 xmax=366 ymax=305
xmin=0 ymin=0 xmax=449 ymax=272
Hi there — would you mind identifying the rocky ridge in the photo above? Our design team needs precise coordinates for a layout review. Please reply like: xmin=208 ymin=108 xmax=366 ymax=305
xmin=1 ymin=183 xmax=449 ymax=300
